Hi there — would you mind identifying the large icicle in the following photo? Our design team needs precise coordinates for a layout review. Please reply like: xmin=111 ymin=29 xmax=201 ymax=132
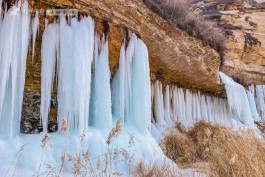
xmin=164 ymin=85 xmax=173 ymax=127
xmin=40 ymin=23 xmax=59 ymax=133
xmin=130 ymin=38 xmax=151 ymax=132
xmin=124 ymin=34 xmax=137 ymax=123
xmin=31 ymin=10 xmax=39 ymax=63
xmin=153 ymin=81 xmax=166 ymax=128
xmin=72 ymin=17 xmax=94 ymax=133
xmin=57 ymin=17 xmax=74 ymax=131
xmin=219 ymin=72 xmax=255 ymax=127
xmin=255 ymin=85 xmax=265 ymax=120
xmin=111 ymin=42 xmax=126 ymax=122
xmin=93 ymin=35 xmax=112 ymax=129
xmin=246 ymin=91 xmax=260 ymax=122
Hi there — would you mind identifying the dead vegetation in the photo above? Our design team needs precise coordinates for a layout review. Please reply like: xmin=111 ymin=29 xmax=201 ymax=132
xmin=143 ymin=0 xmax=226 ymax=58
xmin=162 ymin=121 xmax=265 ymax=177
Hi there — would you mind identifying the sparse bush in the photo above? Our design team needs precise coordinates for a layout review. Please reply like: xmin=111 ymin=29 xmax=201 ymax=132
xmin=143 ymin=0 xmax=226 ymax=58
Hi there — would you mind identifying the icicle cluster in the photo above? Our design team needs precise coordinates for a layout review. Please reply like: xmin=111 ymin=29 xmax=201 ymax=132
xmin=151 ymin=81 xmax=238 ymax=131
xmin=0 ymin=1 xmax=30 ymax=137
xmin=111 ymin=34 xmax=151 ymax=133
xmin=41 ymin=18 xmax=151 ymax=133
xmin=41 ymin=17 xmax=95 ymax=133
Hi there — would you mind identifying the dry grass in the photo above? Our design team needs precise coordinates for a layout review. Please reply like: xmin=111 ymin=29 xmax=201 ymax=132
xmin=162 ymin=129 xmax=196 ymax=166
xmin=132 ymin=161 xmax=179 ymax=177
xmin=143 ymin=0 xmax=226 ymax=58
xmin=162 ymin=121 xmax=265 ymax=177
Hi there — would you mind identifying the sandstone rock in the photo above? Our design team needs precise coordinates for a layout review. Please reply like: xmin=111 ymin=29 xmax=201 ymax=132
xmin=28 ymin=0 xmax=223 ymax=95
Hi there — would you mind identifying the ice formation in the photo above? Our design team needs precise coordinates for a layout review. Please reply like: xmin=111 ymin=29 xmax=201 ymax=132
xmin=247 ymin=85 xmax=265 ymax=121
xmin=31 ymin=10 xmax=39 ymax=62
xmin=0 ymin=0 xmax=30 ymax=137
xmin=41 ymin=16 xmax=95 ymax=133
xmin=1 ymin=0 xmax=265 ymax=176
xmin=219 ymin=72 xmax=255 ymax=127
xmin=150 ymin=82 xmax=237 ymax=131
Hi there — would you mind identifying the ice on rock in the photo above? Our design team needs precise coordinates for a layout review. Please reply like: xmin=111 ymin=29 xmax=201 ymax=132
xmin=219 ymin=72 xmax=255 ymax=127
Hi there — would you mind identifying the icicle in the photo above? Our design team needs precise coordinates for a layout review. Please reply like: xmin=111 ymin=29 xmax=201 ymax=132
xmin=164 ymin=85 xmax=173 ymax=126
xmin=255 ymin=85 xmax=265 ymax=120
xmin=111 ymin=42 xmax=126 ymax=122
xmin=246 ymin=91 xmax=260 ymax=122
xmin=89 ymin=33 xmax=99 ymax=127
xmin=130 ymin=38 xmax=151 ymax=132
xmin=57 ymin=16 xmax=74 ymax=131
xmin=72 ymin=17 xmax=94 ymax=133
xmin=0 ymin=0 xmax=2 ymax=21
xmin=124 ymin=34 xmax=137 ymax=123
xmin=249 ymin=84 xmax=255 ymax=96
xmin=31 ymin=10 xmax=39 ymax=63
xmin=153 ymin=81 xmax=165 ymax=127
xmin=185 ymin=89 xmax=193 ymax=127
xmin=40 ymin=23 xmax=59 ymax=133
xmin=93 ymin=35 xmax=112 ymax=129
xmin=200 ymin=95 xmax=208 ymax=121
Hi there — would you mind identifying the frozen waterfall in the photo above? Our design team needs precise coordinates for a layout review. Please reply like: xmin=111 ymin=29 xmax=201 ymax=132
xmin=1 ymin=0 xmax=265 ymax=175
xmin=219 ymin=72 xmax=255 ymax=127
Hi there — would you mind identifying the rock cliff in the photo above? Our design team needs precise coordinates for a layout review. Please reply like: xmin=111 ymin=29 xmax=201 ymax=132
xmin=28 ymin=0 xmax=223 ymax=95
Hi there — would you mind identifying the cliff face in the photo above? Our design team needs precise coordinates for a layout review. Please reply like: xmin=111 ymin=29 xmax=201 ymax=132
xmin=29 ymin=0 xmax=223 ymax=95
xmin=220 ymin=5 xmax=265 ymax=86
xmin=193 ymin=0 xmax=265 ymax=86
